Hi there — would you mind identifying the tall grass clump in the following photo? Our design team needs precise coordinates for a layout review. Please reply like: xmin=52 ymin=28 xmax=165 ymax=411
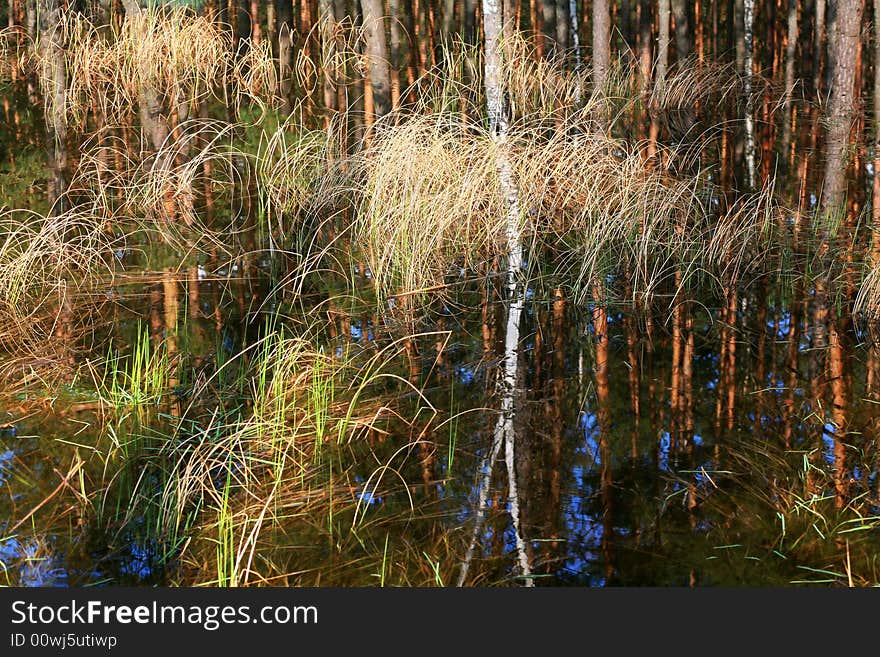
xmin=27 ymin=7 xmax=275 ymax=132
xmin=0 ymin=208 xmax=114 ymax=375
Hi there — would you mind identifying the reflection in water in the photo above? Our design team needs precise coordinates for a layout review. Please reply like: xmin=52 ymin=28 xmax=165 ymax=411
xmin=2 ymin=256 xmax=880 ymax=586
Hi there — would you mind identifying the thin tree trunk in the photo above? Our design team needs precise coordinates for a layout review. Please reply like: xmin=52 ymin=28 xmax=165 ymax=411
xmin=671 ymin=0 xmax=690 ymax=61
xmin=744 ymin=0 xmax=756 ymax=190
xmin=873 ymin=0 xmax=880 ymax=267
xmin=781 ymin=0 xmax=799 ymax=166
xmin=815 ymin=0 xmax=827 ymax=92
xmin=38 ymin=0 xmax=66 ymax=212
xmin=569 ymin=0 xmax=581 ymax=69
xmin=389 ymin=0 xmax=402 ymax=110
xmin=361 ymin=0 xmax=391 ymax=119
xmin=277 ymin=0 xmax=294 ymax=115
xmin=458 ymin=0 xmax=531 ymax=587
xmin=542 ymin=0 xmax=556 ymax=53
xmin=555 ymin=0 xmax=569 ymax=51
xmin=650 ymin=0 xmax=670 ymax=159
xmin=593 ymin=0 xmax=610 ymax=118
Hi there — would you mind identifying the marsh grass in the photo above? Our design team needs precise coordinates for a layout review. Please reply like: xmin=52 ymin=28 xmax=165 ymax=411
xmin=673 ymin=438 xmax=880 ymax=586
xmin=87 ymin=324 xmax=441 ymax=585
xmin=0 ymin=208 xmax=115 ymax=380
xmin=25 ymin=8 xmax=275 ymax=132
xmin=0 ymin=19 xmax=835 ymax=588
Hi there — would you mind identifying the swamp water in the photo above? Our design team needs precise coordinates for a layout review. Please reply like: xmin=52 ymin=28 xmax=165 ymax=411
xmin=2 ymin=248 xmax=879 ymax=587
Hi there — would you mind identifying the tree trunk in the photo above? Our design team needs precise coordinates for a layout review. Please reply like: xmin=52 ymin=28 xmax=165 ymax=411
xmin=650 ymin=0 xmax=670 ymax=158
xmin=670 ymin=0 xmax=690 ymax=61
xmin=277 ymin=0 xmax=294 ymax=115
xmin=815 ymin=0 xmax=827 ymax=91
xmin=822 ymin=0 xmax=864 ymax=216
xmin=38 ymin=0 xmax=66 ymax=212
xmin=872 ymin=0 xmax=880 ymax=267
xmin=121 ymin=0 xmax=169 ymax=152
xmin=656 ymin=0 xmax=671 ymax=91
xmin=542 ymin=0 xmax=556 ymax=53
xmin=780 ymin=0 xmax=799 ymax=167
xmin=361 ymin=0 xmax=391 ymax=119
xmin=555 ymin=0 xmax=569 ymax=51
xmin=744 ymin=0 xmax=756 ymax=189
xmin=458 ymin=0 xmax=531 ymax=587
xmin=593 ymin=0 xmax=610 ymax=98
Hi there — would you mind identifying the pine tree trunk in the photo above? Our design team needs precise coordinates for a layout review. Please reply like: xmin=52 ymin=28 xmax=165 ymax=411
xmin=781 ymin=0 xmax=799 ymax=167
xmin=822 ymin=0 xmax=864 ymax=216
xmin=38 ymin=0 xmax=66 ymax=211
xmin=361 ymin=0 xmax=391 ymax=119
xmin=671 ymin=0 xmax=690 ymax=61
xmin=277 ymin=0 xmax=294 ymax=115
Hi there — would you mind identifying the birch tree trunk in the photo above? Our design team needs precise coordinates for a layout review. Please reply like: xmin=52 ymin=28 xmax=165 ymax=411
xmin=457 ymin=0 xmax=531 ymax=587
xmin=872 ymin=0 xmax=880 ymax=266
xmin=744 ymin=0 xmax=756 ymax=190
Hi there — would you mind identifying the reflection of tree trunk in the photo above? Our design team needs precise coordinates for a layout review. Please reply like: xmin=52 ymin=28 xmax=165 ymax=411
xmin=625 ymin=300 xmax=641 ymax=461
xmin=593 ymin=283 xmax=615 ymax=584
xmin=549 ymin=289 xmax=566 ymax=559
xmin=753 ymin=280 xmax=768 ymax=434
xmin=670 ymin=296 xmax=683 ymax=451
xmin=715 ymin=287 xmax=737 ymax=436
xmin=683 ymin=304 xmax=694 ymax=443
xmin=828 ymin=313 xmax=850 ymax=508
xmin=725 ymin=290 xmax=737 ymax=432
xmin=163 ymin=268 xmax=179 ymax=415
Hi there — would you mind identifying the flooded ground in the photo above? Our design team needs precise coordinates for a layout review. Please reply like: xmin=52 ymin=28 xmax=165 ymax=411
xmin=2 ymin=7 xmax=880 ymax=586
xmin=2 ymin=250 xmax=879 ymax=586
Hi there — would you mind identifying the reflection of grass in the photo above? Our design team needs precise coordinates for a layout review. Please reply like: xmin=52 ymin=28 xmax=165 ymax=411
xmin=676 ymin=439 xmax=880 ymax=586
xmin=0 ymin=149 xmax=49 ymax=215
